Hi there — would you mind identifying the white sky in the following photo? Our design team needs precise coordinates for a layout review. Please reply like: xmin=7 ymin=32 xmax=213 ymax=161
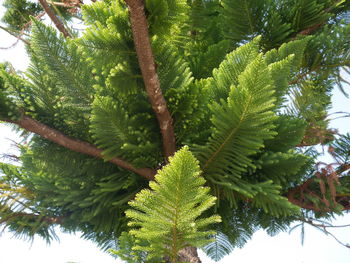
xmin=0 ymin=2 xmax=350 ymax=263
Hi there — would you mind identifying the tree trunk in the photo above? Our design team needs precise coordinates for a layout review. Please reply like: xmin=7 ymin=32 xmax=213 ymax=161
xmin=178 ymin=247 xmax=202 ymax=263
xmin=165 ymin=247 xmax=202 ymax=263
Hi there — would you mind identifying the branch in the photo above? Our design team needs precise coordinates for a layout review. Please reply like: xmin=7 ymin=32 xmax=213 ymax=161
xmin=298 ymin=218 xmax=350 ymax=249
xmin=47 ymin=1 xmax=80 ymax=8
xmin=287 ymin=177 xmax=350 ymax=212
xmin=293 ymin=1 xmax=341 ymax=37
xmin=299 ymin=218 xmax=350 ymax=228
xmin=297 ymin=23 xmax=324 ymax=36
xmin=38 ymin=0 xmax=72 ymax=38
xmin=125 ymin=0 xmax=176 ymax=160
xmin=4 ymin=115 xmax=155 ymax=180
xmin=0 ymin=211 xmax=62 ymax=225
xmin=0 ymin=26 xmax=30 ymax=46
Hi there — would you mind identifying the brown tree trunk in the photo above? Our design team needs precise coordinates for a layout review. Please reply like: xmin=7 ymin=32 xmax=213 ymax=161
xmin=125 ymin=0 xmax=176 ymax=161
xmin=165 ymin=247 xmax=202 ymax=263
xmin=178 ymin=247 xmax=202 ymax=263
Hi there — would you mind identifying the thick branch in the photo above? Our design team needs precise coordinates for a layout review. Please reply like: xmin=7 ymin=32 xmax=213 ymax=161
xmin=125 ymin=0 xmax=176 ymax=160
xmin=5 ymin=115 xmax=155 ymax=180
xmin=38 ymin=0 xmax=72 ymax=38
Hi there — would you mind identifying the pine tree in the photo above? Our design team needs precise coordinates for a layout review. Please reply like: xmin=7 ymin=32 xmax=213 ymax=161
xmin=1 ymin=0 xmax=350 ymax=261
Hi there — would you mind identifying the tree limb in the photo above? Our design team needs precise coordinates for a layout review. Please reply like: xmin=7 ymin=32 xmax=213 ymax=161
xmin=287 ymin=177 xmax=350 ymax=212
xmin=0 ymin=26 xmax=30 ymax=46
xmin=298 ymin=217 xmax=350 ymax=249
xmin=125 ymin=0 xmax=176 ymax=160
xmin=0 ymin=211 xmax=62 ymax=225
xmin=38 ymin=0 xmax=72 ymax=38
xmin=47 ymin=1 xmax=81 ymax=8
xmin=5 ymin=115 xmax=155 ymax=180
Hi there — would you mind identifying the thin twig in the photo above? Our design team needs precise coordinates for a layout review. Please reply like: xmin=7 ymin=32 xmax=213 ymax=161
xmin=0 ymin=26 xmax=30 ymax=46
xmin=299 ymin=218 xmax=350 ymax=249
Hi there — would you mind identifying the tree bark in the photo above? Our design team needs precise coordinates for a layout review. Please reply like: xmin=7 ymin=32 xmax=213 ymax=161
xmin=5 ymin=115 xmax=155 ymax=180
xmin=164 ymin=247 xmax=202 ymax=263
xmin=125 ymin=0 xmax=176 ymax=161
xmin=38 ymin=0 xmax=72 ymax=38
xmin=178 ymin=247 xmax=202 ymax=263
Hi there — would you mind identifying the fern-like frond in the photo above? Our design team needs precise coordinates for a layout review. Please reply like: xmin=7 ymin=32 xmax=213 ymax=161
xmin=0 ymin=67 xmax=21 ymax=120
xmin=81 ymin=0 xmax=115 ymax=26
xmin=186 ymin=40 xmax=231 ymax=79
xmin=209 ymin=36 xmax=260 ymax=102
xmin=264 ymin=115 xmax=307 ymax=152
xmin=220 ymin=0 xmax=265 ymax=41
xmin=250 ymin=181 xmax=300 ymax=217
xmin=265 ymin=37 xmax=310 ymax=69
xmin=261 ymin=9 xmax=293 ymax=49
xmin=195 ymin=53 xmax=276 ymax=185
xmin=202 ymin=232 xmax=234 ymax=262
xmin=145 ymin=0 xmax=189 ymax=37
xmin=80 ymin=0 xmax=135 ymax=87
xmin=152 ymin=40 xmax=211 ymax=141
xmin=30 ymin=19 xmax=94 ymax=104
xmin=330 ymin=133 xmax=350 ymax=164
xmin=255 ymin=151 xmax=309 ymax=186
xmin=90 ymin=95 xmax=161 ymax=167
xmin=288 ymin=0 xmax=331 ymax=32
xmin=125 ymin=146 xmax=221 ymax=261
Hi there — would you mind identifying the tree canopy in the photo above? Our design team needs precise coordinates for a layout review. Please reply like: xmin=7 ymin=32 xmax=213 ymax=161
xmin=1 ymin=0 xmax=350 ymax=262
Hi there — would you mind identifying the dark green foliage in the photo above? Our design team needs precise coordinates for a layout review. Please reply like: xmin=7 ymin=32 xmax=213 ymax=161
xmin=145 ymin=0 xmax=188 ymax=37
xmin=2 ymin=0 xmax=42 ymax=31
xmin=0 ymin=64 xmax=21 ymax=120
xmin=90 ymin=95 xmax=161 ymax=167
xmin=202 ymin=232 xmax=235 ymax=261
xmin=110 ymin=232 xmax=151 ymax=262
xmin=220 ymin=0 xmax=265 ymax=41
xmin=330 ymin=133 xmax=350 ymax=164
xmin=195 ymin=52 xmax=277 ymax=184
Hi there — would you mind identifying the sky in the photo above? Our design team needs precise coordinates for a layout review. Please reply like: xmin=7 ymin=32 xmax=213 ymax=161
xmin=0 ymin=2 xmax=350 ymax=263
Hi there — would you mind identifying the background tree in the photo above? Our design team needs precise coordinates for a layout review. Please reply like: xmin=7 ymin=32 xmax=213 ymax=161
xmin=1 ymin=0 xmax=350 ymax=262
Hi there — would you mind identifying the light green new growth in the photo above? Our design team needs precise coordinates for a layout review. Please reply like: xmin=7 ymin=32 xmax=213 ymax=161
xmin=125 ymin=146 xmax=221 ymax=262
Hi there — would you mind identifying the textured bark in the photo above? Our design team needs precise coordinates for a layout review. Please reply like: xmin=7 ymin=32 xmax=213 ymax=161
xmin=125 ymin=0 xmax=176 ymax=160
xmin=178 ymin=247 xmax=202 ymax=263
xmin=47 ymin=1 xmax=81 ymax=8
xmin=6 ymin=115 xmax=155 ymax=180
xmin=38 ymin=0 xmax=72 ymax=38
xmin=164 ymin=247 xmax=202 ymax=263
